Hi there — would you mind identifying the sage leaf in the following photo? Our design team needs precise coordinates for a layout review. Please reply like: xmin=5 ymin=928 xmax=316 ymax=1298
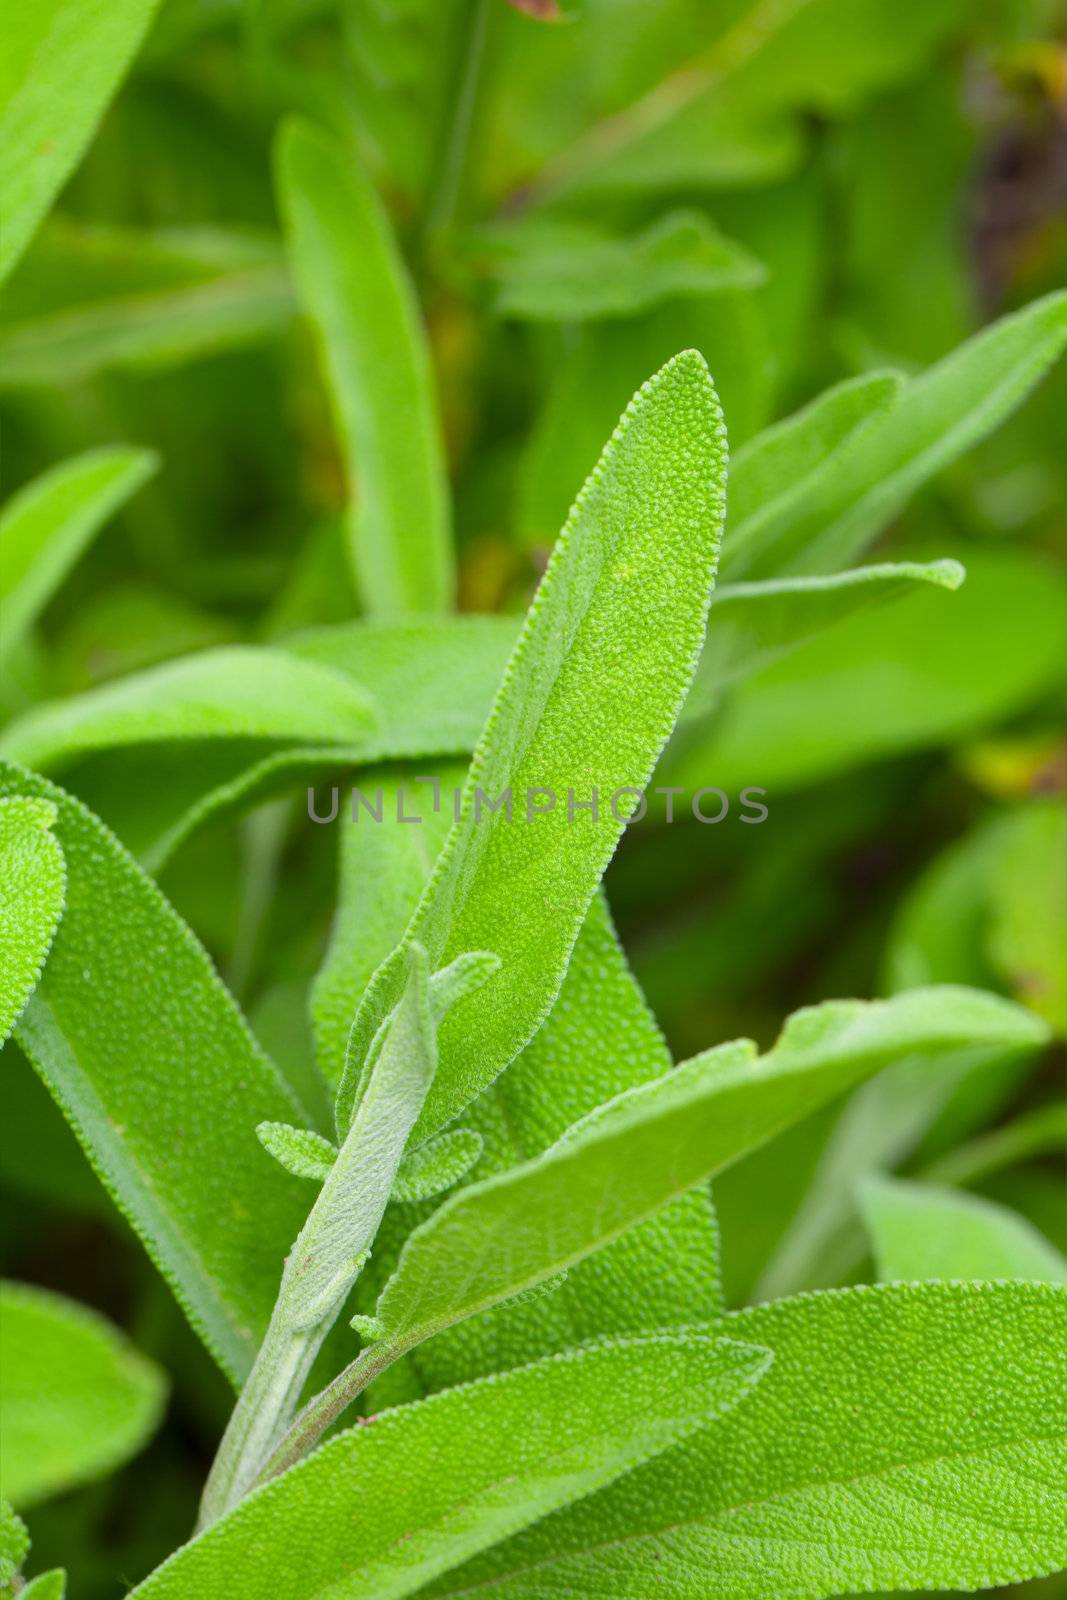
xmin=0 ymin=1280 xmax=166 ymax=1508
xmin=0 ymin=0 xmax=161 ymax=283
xmin=365 ymin=985 xmax=1043 ymax=1356
xmin=337 ymin=349 xmax=727 ymax=1140
xmin=0 ymin=647 xmax=380 ymax=770
xmin=0 ymin=798 xmax=65 ymax=1045
xmin=484 ymin=210 xmax=764 ymax=322
xmin=277 ymin=118 xmax=453 ymax=616
xmin=19 ymin=1571 xmax=66 ymax=1600
xmin=0 ymin=220 xmax=291 ymax=387
xmin=0 ymin=1500 xmax=29 ymax=1584
xmin=391 ymin=1129 xmax=484 ymax=1204
xmin=255 ymin=1123 xmax=337 ymax=1183
xmin=431 ymin=1281 xmax=1067 ymax=1599
xmin=746 ymin=288 xmax=1067 ymax=576
xmin=719 ymin=368 xmax=903 ymax=580
xmin=862 ymin=1175 xmax=1067 ymax=1283
xmin=132 ymin=1334 xmax=769 ymax=1600
xmin=0 ymin=446 xmax=158 ymax=669
xmin=1 ymin=762 xmax=313 ymax=1386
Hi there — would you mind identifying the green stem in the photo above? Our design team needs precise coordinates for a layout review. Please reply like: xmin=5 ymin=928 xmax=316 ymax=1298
xmin=253 ymin=1337 xmax=407 ymax=1489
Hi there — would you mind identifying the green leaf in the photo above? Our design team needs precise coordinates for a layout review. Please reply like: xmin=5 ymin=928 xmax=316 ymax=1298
xmin=0 ymin=1501 xmax=29 ymax=1587
xmin=391 ymin=1128 xmax=483 ymax=1203
xmin=987 ymin=800 xmax=1067 ymax=1031
xmin=0 ymin=446 xmax=158 ymax=668
xmin=743 ymin=289 xmax=1067 ymax=577
xmin=719 ymin=369 xmax=903 ymax=581
xmin=483 ymin=210 xmax=764 ymax=322
xmin=312 ymin=763 xmax=463 ymax=1091
xmin=0 ymin=647 xmax=380 ymax=770
xmin=0 ymin=1280 xmax=166 ymax=1508
xmin=1 ymin=763 xmax=313 ymax=1386
xmin=432 ymin=1281 xmax=1067 ymax=1599
xmin=357 ymin=893 xmax=722 ymax=1402
xmin=861 ymin=1176 xmax=1067 ymax=1283
xmin=921 ymin=1101 xmax=1067 ymax=1189
xmin=692 ymin=558 xmax=964 ymax=708
xmin=671 ymin=542 xmax=1067 ymax=796
xmin=337 ymin=349 xmax=727 ymax=1141
xmin=0 ymin=0 xmax=162 ymax=284
xmin=0 ymin=220 xmax=292 ymax=387
xmin=255 ymin=1122 xmax=337 ymax=1183
xmin=363 ymin=985 xmax=1044 ymax=1357
xmin=276 ymin=117 xmax=453 ymax=616
xmin=131 ymin=1333 xmax=769 ymax=1600
xmin=0 ymin=798 xmax=65 ymax=1045
xmin=20 ymin=1572 xmax=66 ymax=1600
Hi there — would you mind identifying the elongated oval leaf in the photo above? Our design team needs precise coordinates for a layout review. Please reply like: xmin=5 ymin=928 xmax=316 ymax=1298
xmin=366 ymin=985 xmax=1046 ymax=1354
xmin=862 ymin=1175 xmax=1067 ymax=1283
xmin=0 ymin=1280 xmax=166 ymax=1508
xmin=0 ymin=446 xmax=158 ymax=667
xmin=338 ymin=349 xmax=727 ymax=1139
xmin=1 ymin=762 xmax=312 ymax=1385
xmin=429 ymin=1281 xmax=1067 ymax=1599
xmin=277 ymin=118 xmax=453 ymax=616
xmin=130 ymin=1333 xmax=768 ymax=1600
xmin=0 ymin=0 xmax=162 ymax=284
xmin=0 ymin=797 xmax=65 ymax=1044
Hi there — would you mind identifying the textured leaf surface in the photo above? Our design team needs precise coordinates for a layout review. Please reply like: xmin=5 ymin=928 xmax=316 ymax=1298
xmin=367 ymin=986 xmax=1042 ymax=1354
xmin=131 ymin=1335 xmax=768 ymax=1600
xmin=338 ymin=350 xmax=727 ymax=1140
xmin=486 ymin=210 xmax=763 ymax=322
xmin=0 ymin=220 xmax=291 ymax=386
xmin=862 ymin=1176 xmax=1067 ymax=1283
xmin=366 ymin=895 xmax=722 ymax=1401
xmin=0 ymin=447 xmax=157 ymax=667
xmin=0 ymin=0 xmax=161 ymax=283
xmin=392 ymin=1129 xmax=484 ymax=1204
xmin=719 ymin=369 xmax=902 ymax=581
xmin=277 ymin=118 xmax=452 ymax=615
xmin=255 ymin=1122 xmax=336 ymax=1183
xmin=429 ymin=1281 xmax=1067 ymax=1599
xmin=0 ymin=798 xmax=65 ymax=1045
xmin=1 ymin=763 xmax=311 ymax=1385
xmin=0 ymin=1280 xmax=166 ymax=1508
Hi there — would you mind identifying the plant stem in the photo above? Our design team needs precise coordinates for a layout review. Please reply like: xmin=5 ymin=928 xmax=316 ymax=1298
xmin=253 ymin=1337 xmax=406 ymax=1489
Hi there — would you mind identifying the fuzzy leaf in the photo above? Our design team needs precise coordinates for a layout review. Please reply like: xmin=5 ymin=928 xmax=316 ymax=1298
xmin=0 ymin=0 xmax=161 ymax=283
xmin=0 ymin=1280 xmax=166 ymax=1508
xmin=0 ymin=1500 xmax=29 ymax=1585
xmin=129 ymin=1334 xmax=769 ymax=1600
xmin=0 ymin=447 xmax=157 ymax=668
xmin=337 ymin=350 xmax=727 ymax=1141
xmin=20 ymin=1571 xmax=66 ymax=1599
xmin=485 ymin=210 xmax=763 ymax=322
xmin=365 ymin=986 xmax=1043 ymax=1356
xmin=255 ymin=1123 xmax=337 ymax=1183
xmin=430 ymin=1281 xmax=1067 ymax=1599
xmin=0 ymin=798 xmax=65 ymax=1045
xmin=719 ymin=369 xmax=903 ymax=580
xmin=392 ymin=1129 xmax=484 ymax=1204
xmin=1 ymin=763 xmax=313 ymax=1386
xmin=0 ymin=220 xmax=291 ymax=387
xmin=277 ymin=118 xmax=453 ymax=616
xmin=862 ymin=1175 xmax=1067 ymax=1284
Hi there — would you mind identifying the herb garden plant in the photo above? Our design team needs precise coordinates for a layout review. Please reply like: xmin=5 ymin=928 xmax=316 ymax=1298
xmin=1 ymin=3 xmax=1066 ymax=1598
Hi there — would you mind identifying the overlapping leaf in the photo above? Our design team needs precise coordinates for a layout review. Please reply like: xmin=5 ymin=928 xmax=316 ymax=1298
xmin=0 ymin=798 xmax=65 ymax=1045
xmin=862 ymin=1176 xmax=1067 ymax=1283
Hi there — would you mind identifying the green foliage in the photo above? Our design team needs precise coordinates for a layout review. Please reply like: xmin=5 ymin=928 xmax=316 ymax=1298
xmin=277 ymin=119 xmax=453 ymax=616
xmin=431 ymin=1282 xmax=1067 ymax=1598
xmin=0 ymin=798 xmax=65 ymax=1045
xmin=131 ymin=1335 xmax=768 ymax=1600
xmin=3 ymin=2 xmax=1066 ymax=1594
xmin=0 ymin=0 xmax=161 ymax=282
xmin=862 ymin=1176 xmax=1067 ymax=1283
xmin=0 ymin=1280 xmax=166 ymax=1508
xmin=337 ymin=350 xmax=727 ymax=1142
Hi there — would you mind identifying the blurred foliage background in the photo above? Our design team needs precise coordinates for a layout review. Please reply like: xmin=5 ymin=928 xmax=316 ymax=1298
xmin=1 ymin=0 xmax=1065 ymax=1594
